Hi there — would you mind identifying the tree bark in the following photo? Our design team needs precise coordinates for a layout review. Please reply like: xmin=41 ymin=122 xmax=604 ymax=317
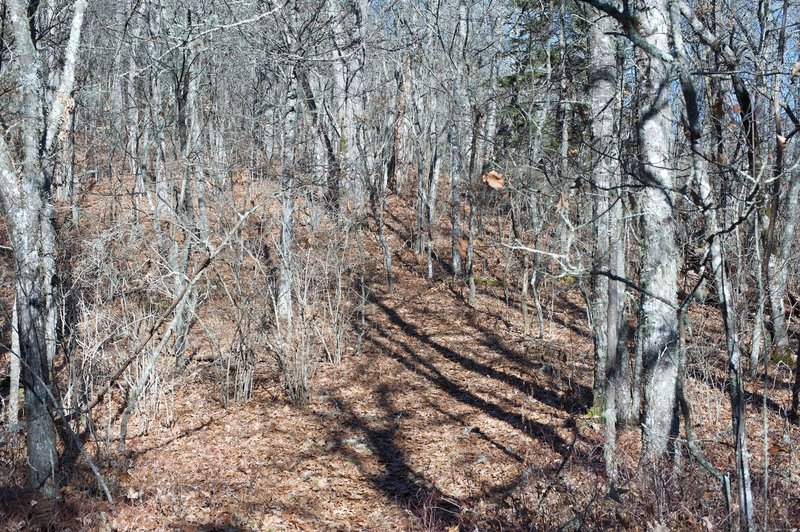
xmin=588 ymin=12 xmax=615 ymax=411
xmin=278 ymin=72 xmax=299 ymax=325
xmin=8 ymin=296 xmax=20 ymax=427
xmin=329 ymin=0 xmax=367 ymax=210
xmin=0 ymin=0 xmax=87 ymax=495
xmin=764 ymin=0 xmax=791 ymax=354
xmin=588 ymin=10 xmax=628 ymax=481
xmin=636 ymin=0 xmax=680 ymax=459
xmin=449 ymin=0 xmax=470 ymax=277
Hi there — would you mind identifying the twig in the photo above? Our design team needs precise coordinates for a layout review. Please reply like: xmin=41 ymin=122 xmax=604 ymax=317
xmin=593 ymin=269 xmax=678 ymax=309
xmin=676 ymin=303 xmax=731 ymax=528
xmin=79 ymin=206 xmax=260 ymax=416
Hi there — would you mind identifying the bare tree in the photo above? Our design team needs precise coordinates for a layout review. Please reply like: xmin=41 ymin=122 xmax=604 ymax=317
xmin=0 ymin=0 xmax=88 ymax=495
xmin=587 ymin=10 xmax=630 ymax=483
xmin=670 ymin=2 xmax=754 ymax=524
xmin=632 ymin=0 xmax=680 ymax=459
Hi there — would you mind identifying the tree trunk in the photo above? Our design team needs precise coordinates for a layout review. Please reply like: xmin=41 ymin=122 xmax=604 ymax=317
xmin=764 ymin=0 xmax=791 ymax=354
xmin=329 ymin=0 xmax=367 ymax=211
xmin=173 ymin=36 xmax=205 ymax=371
xmin=298 ymin=70 xmax=340 ymax=212
xmin=449 ymin=0 xmax=470 ymax=277
xmin=0 ymin=0 xmax=87 ymax=495
xmin=146 ymin=0 xmax=171 ymax=219
xmin=278 ymin=73 xmax=299 ymax=324
xmin=17 ymin=258 xmax=58 ymax=494
xmin=670 ymin=5 xmax=755 ymax=525
xmin=388 ymin=54 xmax=412 ymax=193
xmin=636 ymin=0 xmax=679 ymax=459
xmin=8 ymin=296 xmax=20 ymax=427
xmin=588 ymin=11 xmax=615 ymax=411
xmin=588 ymin=11 xmax=629 ymax=482
xmin=126 ymin=4 xmax=144 ymax=197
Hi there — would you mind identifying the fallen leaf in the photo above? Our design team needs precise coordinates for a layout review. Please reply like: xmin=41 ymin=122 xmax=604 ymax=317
xmin=457 ymin=238 xmax=469 ymax=256
xmin=481 ymin=170 xmax=505 ymax=189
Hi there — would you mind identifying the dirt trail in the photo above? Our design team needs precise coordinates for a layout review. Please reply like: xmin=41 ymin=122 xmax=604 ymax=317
xmin=96 ymin=229 xmax=602 ymax=530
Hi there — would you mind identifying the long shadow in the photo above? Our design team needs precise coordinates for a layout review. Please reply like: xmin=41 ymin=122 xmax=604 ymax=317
xmin=323 ymin=384 xmax=461 ymax=528
xmin=382 ymin=216 xmax=416 ymax=254
xmin=423 ymin=397 xmax=525 ymax=463
xmin=480 ymin=285 xmax=593 ymax=341
xmin=552 ymin=291 xmax=594 ymax=338
xmin=0 ymin=486 xmax=83 ymax=528
xmin=466 ymin=311 xmax=594 ymax=411
xmin=389 ymin=242 xmax=452 ymax=282
xmin=125 ymin=417 xmax=216 ymax=457
xmin=60 ymin=407 xmax=214 ymax=485
xmin=684 ymin=343 xmax=793 ymax=420
xmin=373 ymin=298 xmax=590 ymax=416
xmin=366 ymin=314 xmax=572 ymax=457
xmin=382 ymin=214 xmax=473 ymax=280
xmin=381 ymin=199 xmax=592 ymax=343
xmin=693 ymin=373 xmax=792 ymax=421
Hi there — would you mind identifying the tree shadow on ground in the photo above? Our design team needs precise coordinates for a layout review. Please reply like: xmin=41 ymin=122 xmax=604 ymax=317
xmin=464 ymin=309 xmax=594 ymax=412
xmin=707 ymin=378 xmax=792 ymax=420
xmin=123 ymin=417 xmax=216 ymax=457
xmin=479 ymin=284 xmax=593 ymax=341
xmin=0 ymin=485 xmax=90 ymax=529
xmin=365 ymin=306 xmax=572 ymax=458
xmin=320 ymin=326 xmax=606 ymax=526
xmin=423 ymin=397 xmax=525 ymax=463
xmin=321 ymin=384 xmax=461 ymax=529
xmin=372 ymin=297 xmax=591 ymax=416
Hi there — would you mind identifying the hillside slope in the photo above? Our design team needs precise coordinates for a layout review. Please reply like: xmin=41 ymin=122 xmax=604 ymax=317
xmin=2 ymin=196 xmax=799 ymax=531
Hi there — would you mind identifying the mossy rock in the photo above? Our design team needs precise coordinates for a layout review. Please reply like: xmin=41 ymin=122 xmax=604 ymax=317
xmin=556 ymin=275 xmax=577 ymax=286
xmin=584 ymin=404 xmax=604 ymax=420
xmin=770 ymin=345 xmax=795 ymax=366
xmin=474 ymin=277 xmax=506 ymax=288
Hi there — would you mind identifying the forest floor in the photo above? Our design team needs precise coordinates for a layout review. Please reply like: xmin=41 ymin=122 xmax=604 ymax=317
xmin=2 ymin=193 xmax=800 ymax=531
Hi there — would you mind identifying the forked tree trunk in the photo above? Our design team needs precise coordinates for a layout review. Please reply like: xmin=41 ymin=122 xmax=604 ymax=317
xmin=0 ymin=0 xmax=87 ymax=495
